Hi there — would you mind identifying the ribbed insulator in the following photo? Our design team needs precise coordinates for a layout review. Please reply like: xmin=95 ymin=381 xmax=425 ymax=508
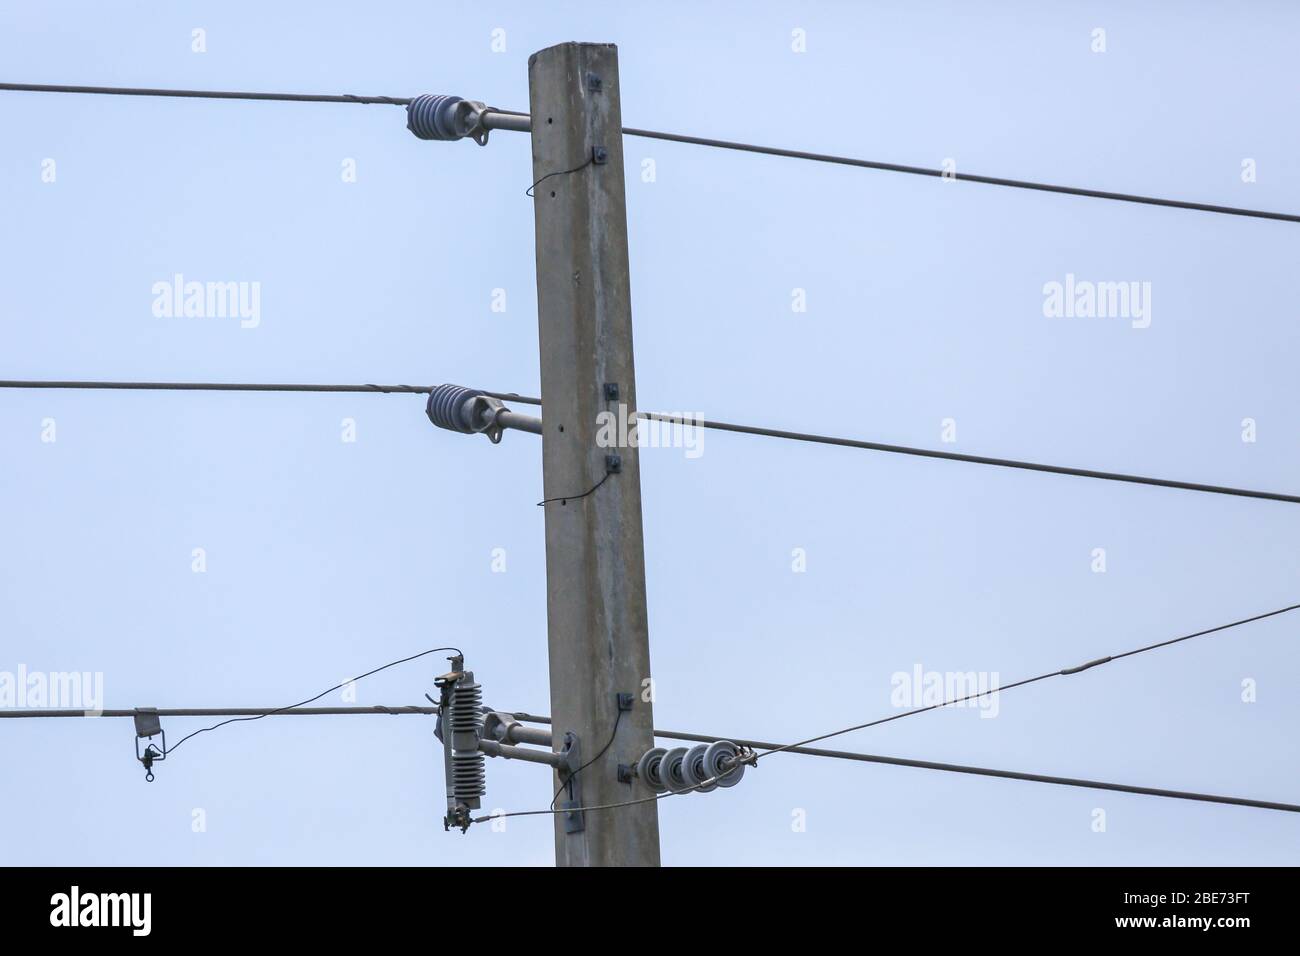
xmin=406 ymin=94 xmax=470 ymax=141
xmin=448 ymin=679 xmax=485 ymax=803
xmin=449 ymin=679 xmax=483 ymax=731
xmin=426 ymin=384 xmax=482 ymax=433
xmin=452 ymin=752 xmax=486 ymax=801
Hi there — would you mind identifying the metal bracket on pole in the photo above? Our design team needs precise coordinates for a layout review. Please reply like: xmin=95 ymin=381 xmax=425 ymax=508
xmin=481 ymin=710 xmax=553 ymax=748
xmin=554 ymin=732 xmax=584 ymax=834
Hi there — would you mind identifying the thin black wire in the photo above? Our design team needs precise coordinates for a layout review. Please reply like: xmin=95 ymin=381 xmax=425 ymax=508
xmin=486 ymin=601 xmax=1300 ymax=823
xmin=7 ymin=380 xmax=1295 ymax=505
xmin=3 ymin=82 xmax=1296 ymax=223
xmin=504 ymin=715 xmax=1300 ymax=815
xmin=536 ymin=469 xmax=614 ymax=507
xmin=620 ymin=127 xmax=1300 ymax=224
xmin=639 ymin=412 xmax=1300 ymax=505
xmin=476 ymin=759 xmax=745 ymax=825
xmin=526 ymin=155 xmax=595 ymax=198
xmin=0 ymin=380 xmax=542 ymax=405
xmin=755 ymin=602 xmax=1300 ymax=761
xmin=0 ymin=706 xmax=438 ymax=718
xmin=159 ymin=645 xmax=462 ymax=756
xmin=549 ymin=708 xmax=624 ymax=810
xmin=0 ymin=82 xmax=410 ymax=105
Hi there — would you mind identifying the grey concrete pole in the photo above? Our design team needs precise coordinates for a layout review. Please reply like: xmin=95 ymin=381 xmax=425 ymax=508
xmin=527 ymin=42 xmax=661 ymax=867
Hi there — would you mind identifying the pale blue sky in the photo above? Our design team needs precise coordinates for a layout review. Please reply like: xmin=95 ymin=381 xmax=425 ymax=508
xmin=2 ymin=1 xmax=1299 ymax=865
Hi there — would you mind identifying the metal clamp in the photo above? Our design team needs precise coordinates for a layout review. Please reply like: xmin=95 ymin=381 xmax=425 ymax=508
xmin=555 ymin=732 xmax=585 ymax=834
xmin=132 ymin=708 xmax=165 ymax=782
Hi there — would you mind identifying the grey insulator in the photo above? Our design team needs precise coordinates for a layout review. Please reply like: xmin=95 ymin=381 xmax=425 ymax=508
xmin=448 ymin=677 xmax=485 ymax=806
xmin=637 ymin=740 xmax=744 ymax=794
xmin=704 ymin=740 xmax=745 ymax=788
xmin=406 ymin=94 xmax=488 ymax=144
xmin=426 ymin=384 xmax=483 ymax=433
xmin=681 ymin=744 xmax=718 ymax=793
xmin=659 ymin=747 xmax=693 ymax=794
xmin=636 ymin=747 xmax=668 ymax=794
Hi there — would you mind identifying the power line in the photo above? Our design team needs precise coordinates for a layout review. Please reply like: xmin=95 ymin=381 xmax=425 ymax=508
xmin=4 ymin=82 xmax=1297 ymax=224
xmin=507 ymin=714 xmax=1300 ymax=815
xmin=6 ymin=379 xmax=1294 ymax=505
xmin=620 ymin=126 xmax=1300 ymax=224
xmin=4 ymin=602 xmax=1296 ymax=818
xmin=640 ymin=412 xmax=1300 ymax=505
xmin=486 ymin=601 xmax=1300 ymax=822
xmin=0 ymin=706 xmax=437 ymax=718
xmin=5 ymin=696 xmax=1295 ymax=815
xmin=0 ymin=82 xmax=411 ymax=105
xmin=157 ymin=645 xmax=462 ymax=756
xmin=755 ymin=601 xmax=1300 ymax=760
xmin=0 ymin=379 xmax=540 ymax=404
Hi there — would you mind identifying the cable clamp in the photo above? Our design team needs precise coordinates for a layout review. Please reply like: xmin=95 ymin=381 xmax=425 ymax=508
xmin=133 ymin=708 xmax=165 ymax=782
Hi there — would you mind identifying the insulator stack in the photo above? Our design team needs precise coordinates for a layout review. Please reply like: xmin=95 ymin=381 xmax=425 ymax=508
xmin=635 ymin=740 xmax=746 ymax=795
xmin=448 ymin=675 xmax=485 ymax=806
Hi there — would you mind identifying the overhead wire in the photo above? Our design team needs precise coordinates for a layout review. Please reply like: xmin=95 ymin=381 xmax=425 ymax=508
xmin=505 ymin=714 xmax=1300 ymax=815
xmin=6 ymin=81 xmax=1299 ymax=832
xmin=157 ymin=645 xmax=462 ymax=756
xmin=5 ymin=380 xmax=1296 ymax=506
xmin=0 ymin=379 xmax=539 ymax=404
xmin=484 ymin=602 xmax=1300 ymax=822
xmin=753 ymin=602 xmax=1300 ymax=760
xmin=0 ymin=706 xmax=437 ymax=718
xmin=0 ymin=82 xmax=411 ymax=105
xmin=3 ymin=82 xmax=1297 ymax=223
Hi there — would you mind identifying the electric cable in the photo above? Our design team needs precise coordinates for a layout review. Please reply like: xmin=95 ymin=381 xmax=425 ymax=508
xmin=5 ymin=380 xmax=1293 ymax=506
xmin=526 ymin=154 xmax=596 ymax=197
xmin=0 ymin=82 xmax=410 ymax=105
xmin=536 ymin=469 xmax=614 ymax=507
xmin=619 ymin=125 xmax=1300 ymax=224
xmin=639 ymin=412 xmax=1300 ymax=505
xmin=549 ymin=708 xmax=624 ymax=810
xmin=505 ymin=712 xmax=1300 ymax=814
xmin=485 ymin=602 xmax=1300 ymax=823
xmin=159 ymin=645 xmax=462 ymax=756
xmin=0 ymin=379 xmax=539 ymax=404
xmin=754 ymin=602 xmax=1300 ymax=761
xmin=4 ymin=82 xmax=1296 ymax=223
xmin=0 ymin=706 xmax=437 ymax=718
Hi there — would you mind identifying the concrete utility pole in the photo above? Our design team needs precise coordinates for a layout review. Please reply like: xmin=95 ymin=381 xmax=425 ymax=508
xmin=528 ymin=42 xmax=661 ymax=867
